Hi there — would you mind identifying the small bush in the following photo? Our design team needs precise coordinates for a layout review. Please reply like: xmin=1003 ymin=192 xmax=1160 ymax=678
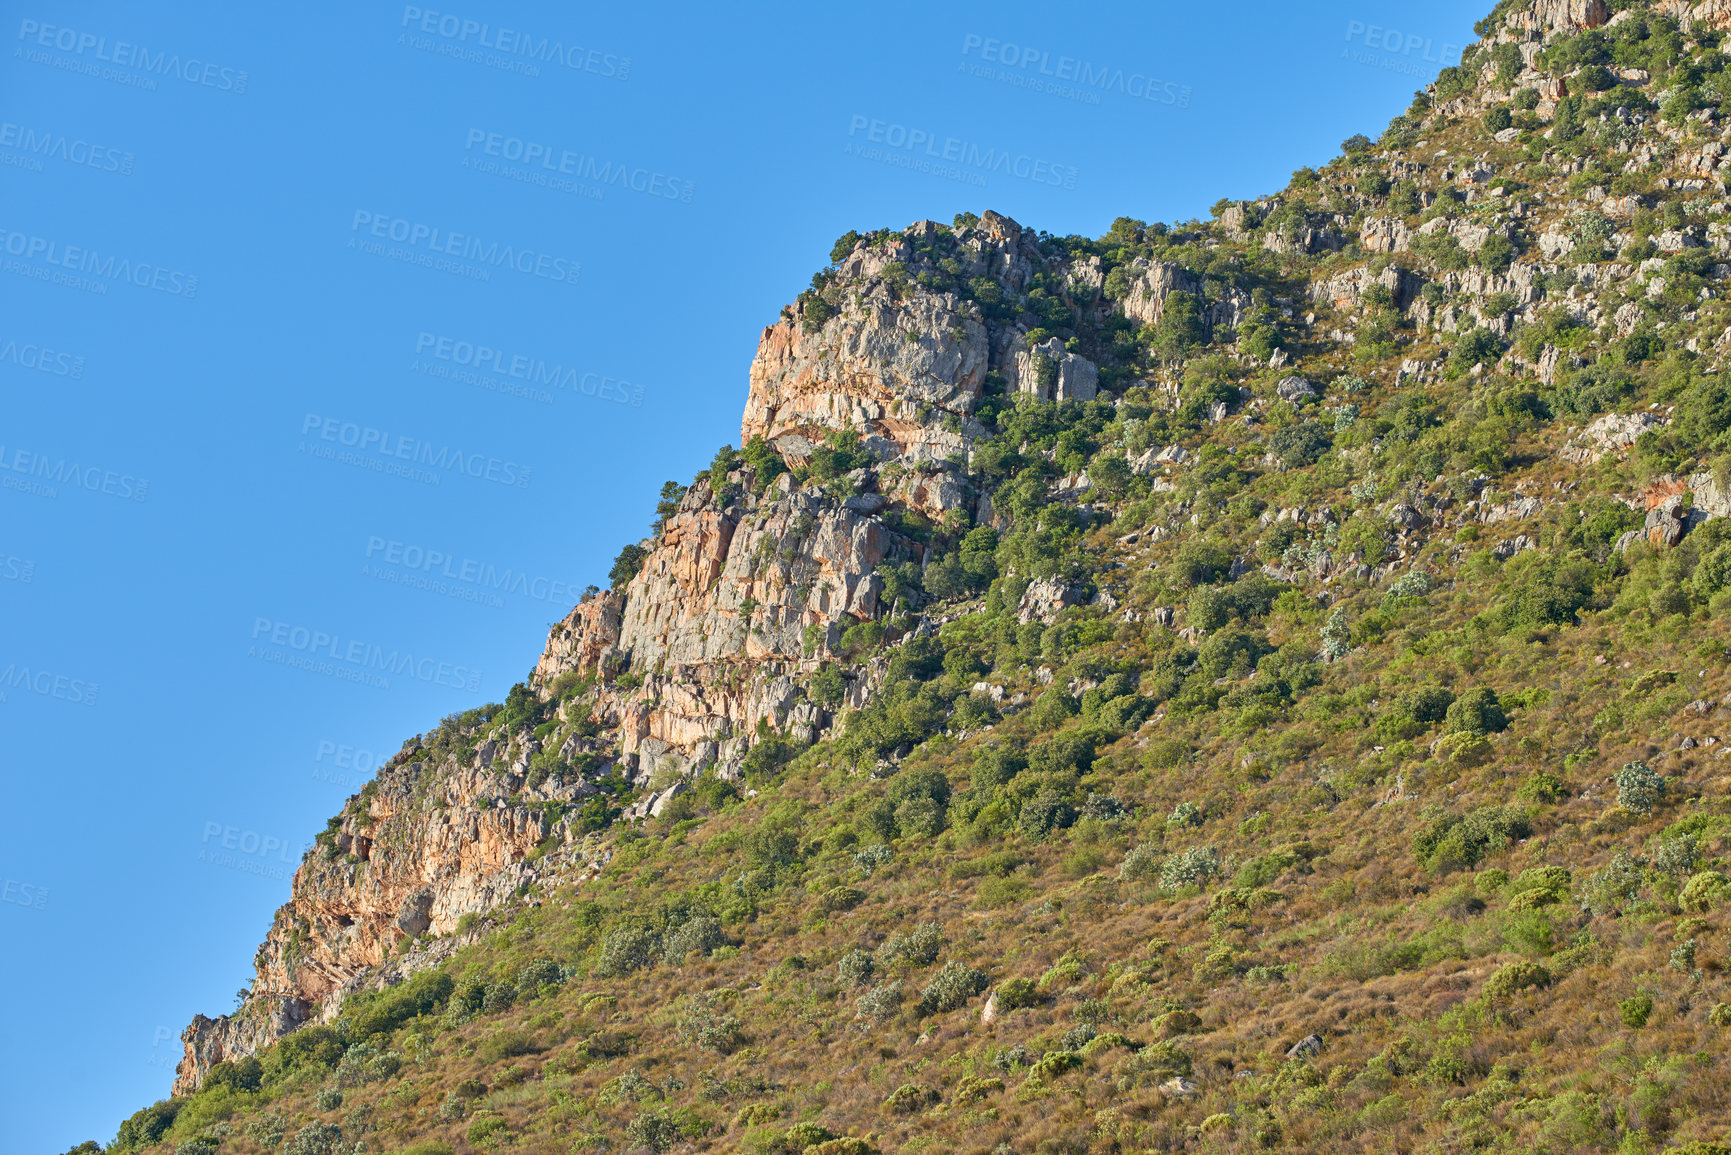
xmin=623 ymin=1112 xmax=679 ymax=1154
xmin=818 ymin=886 xmax=867 ymax=914
xmin=951 ymin=1075 xmax=1005 ymax=1105
xmin=1028 ymin=1050 xmax=1084 ymax=1081
xmin=1484 ymin=960 xmax=1551 ymax=1000
xmin=1619 ymin=993 xmax=1654 ymax=1028
xmin=1160 ymin=846 xmax=1221 ymax=889
xmin=806 ymin=1140 xmax=878 ymax=1155
xmin=1681 ymin=870 xmax=1730 ymax=913
xmin=884 ymin=1083 xmax=939 ymax=1113
xmin=1616 ymin=761 xmax=1665 ymax=815
xmin=1444 ymin=687 xmax=1506 ymax=735
xmin=877 ymin=922 xmax=944 ymax=967
xmin=479 ymin=1030 xmax=536 ymax=1062
xmin=663 ymin=915 xmax=726 ymax=965
xmin=856 ymin=982 xmax=903 ymax=1023
xmin=994 ymin=977 xmax=1039 ymax=1011
xmin=596 ymin=921 xmax=662 ymax=977
xmin=467 ymin=1116 xmax=510 ymax=1149
xmin=838 ymin=949 xmax=876 ymax=988
xmin=284 ymin=1124 xmax=344 ymax=1155
xmin=1167 ymin=801 xmax=1203 ymax=827
xmin=1118 ymin=843 xmax=1161 ymax=882
xmin=920 ymin=961 xmax=989 ymax=1014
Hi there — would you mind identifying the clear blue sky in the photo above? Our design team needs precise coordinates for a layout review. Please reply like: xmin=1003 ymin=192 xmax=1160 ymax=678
xmin=0 ymin=1 xmax=1482 ymax=1148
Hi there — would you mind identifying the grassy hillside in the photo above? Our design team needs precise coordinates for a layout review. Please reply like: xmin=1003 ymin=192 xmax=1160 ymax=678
xmin=87 ymin=3 xmax=1731 ymax=1153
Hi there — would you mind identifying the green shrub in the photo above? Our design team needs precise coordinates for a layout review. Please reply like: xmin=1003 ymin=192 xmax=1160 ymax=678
xmin=855 ymin=982 xmax=903 ymax=1023
xmin=1413 ymin=806 xmax=1531 ymax=873
xmin=877 ymin=922 xmax=944 ymax=967
xmin=1483 ymin=960 xmax=1551 ymax=1000
xmin=205 ymin=1055 xmax=264 ymax=1093
xmin=1516 ymin=772 xmax=1566 ymax=804
xmin=663 ymin=915 xmax=726 ymax=964
xmin=951 ymin=1075 xmax=1005 ymax=1105
xmin=1616 ymin=761 xmax=1665 ymax=815
xmin=1160 ymin=846 xmax=1221 ymax=889
xmin=919 ymin=961 xmax=989 ymax=1014
xmin=1681 ymin=870 xmax=1730 ymax=912
xmin=479 ymin=1030 xmax=536 ymax=1062
xmin=596 ymin=921 xmax=662 ymax=976
xmin=1619 ymin=993 xmax=1653 ymax=1028
xmin=1028 ymin=1050 xmax=1083 ymax=1081
xmin=1444 ymin=687 xmax=1506 ymax=735
xmin=348 ymin=970 xmax=454 ymax=1039
xmin=1114 ymin=1041 xmax=1192 ymax=1090
xmin=837 ymin=948 xmax=876 ymax=988
xmin=805 ymin=1140 xmax=878 ymax=1155
xmin=284 ymin=1124 xmax=344 ymax=1155
xmin=1118 ymin=843 xmax=1161 ymax=882
xmin=884 ymin=1082 xmax=939 ymax=1112
xmin=994 ymin=977 xmax=1039 ymax=1011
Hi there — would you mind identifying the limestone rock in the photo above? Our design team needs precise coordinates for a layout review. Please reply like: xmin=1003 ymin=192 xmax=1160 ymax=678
xmin=1560 ymin=412 xmax=1666 ymax=463
xmin=1018 ymin=578 xmax=1086 ymax=624
xmin=1012 ymin=337 xmax=1098 ymax=402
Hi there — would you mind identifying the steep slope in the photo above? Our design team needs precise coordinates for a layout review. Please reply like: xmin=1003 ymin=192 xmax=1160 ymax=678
xmin=89 ymin=2 xmax=1731 ymax=1153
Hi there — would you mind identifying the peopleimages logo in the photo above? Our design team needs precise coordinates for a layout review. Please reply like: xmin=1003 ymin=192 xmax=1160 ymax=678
xmin=959 ymin=35 xmax=1191 ymax=108
xmin=314 ymin=739 xmax=381 ymax=790
xmin=0 ymin=121 xmax=133 ymax=175
xmin=298 ymin=412 xmax=533 ymax=489
xmin=0 ymin=227 xmax=198 ymax=297
xmin=0 ymin=662 xmax=98 ymax=706
xmin=462 ymin=129 xmax=693 ymax=203
xmin=845 ymin=115 xmax=1078 ymax=189
xmin=15 ymin=18 xmax=248 ymax=92
xmin=0 ymin=444 xmax=149 ymax=502
xmin=397 ymin=7 xmax=630 ymax=79
xmin=348 ymin=210 xmax=580 ymax=287
xmin=0 ymin=337 xmax=84 ymax=378
xmin=1 ymin=876 xmax=49 ymax=911
xmin=1342 ymin=21 xmax=1460 ymax=77
xmin=364 ymin=535 xmax=585 ymax=609
xmin=412 ymin=332 xmax=645 ymax=407
xmin=249 ymin=617 xmax=484 ymax=693
xmin=197 ymin=822 xmax=309 ymax=883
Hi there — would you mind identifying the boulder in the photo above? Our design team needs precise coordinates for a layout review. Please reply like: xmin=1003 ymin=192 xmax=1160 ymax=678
xmin=1560 ymin=412 xmax=1665 ymax=464
xmin=1018 ymin=578 xmax=1086 ymax=624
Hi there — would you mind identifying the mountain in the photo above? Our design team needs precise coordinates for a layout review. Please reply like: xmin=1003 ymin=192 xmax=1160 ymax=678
xmin=87 ymin=2 xmax=1731 ymax=1153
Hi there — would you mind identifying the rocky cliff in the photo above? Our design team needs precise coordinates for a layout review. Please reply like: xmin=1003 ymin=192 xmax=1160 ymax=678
xmin=175 ymin=209 xmax=1097 ymax=1093
xmin=144 ymin=3 xmax=1731 ymax=1151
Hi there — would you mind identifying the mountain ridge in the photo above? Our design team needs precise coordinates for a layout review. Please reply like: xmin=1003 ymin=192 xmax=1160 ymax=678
xmin=88 ymin=1 xmax=1731 ymax=1152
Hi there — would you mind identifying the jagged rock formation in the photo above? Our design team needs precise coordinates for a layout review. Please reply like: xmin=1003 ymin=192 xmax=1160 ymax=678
xmin=174 ymin=740 xmax=584 ymax=1092
xmin=175 ymin=210 xmax=1079 ymax=1094
xmin=158 ymin=3 xmax=1731 ymax=1140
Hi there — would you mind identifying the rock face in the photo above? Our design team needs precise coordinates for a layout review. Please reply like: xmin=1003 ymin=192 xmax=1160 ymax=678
xmin=1560 ymin=412 xmax=1666 ymax=463
xmin=741 ymin=279 xmax=989 ymax=466
xmin=1013 ymin=337 xmax=1098 ymax=402
xmin=176 ymin=213 xmax=1081 ymax=1093
xmin=175 ymin=748 xmax=569 ymax=1092
xmin=1120 ymin=257 xmax=1251 ymax=337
